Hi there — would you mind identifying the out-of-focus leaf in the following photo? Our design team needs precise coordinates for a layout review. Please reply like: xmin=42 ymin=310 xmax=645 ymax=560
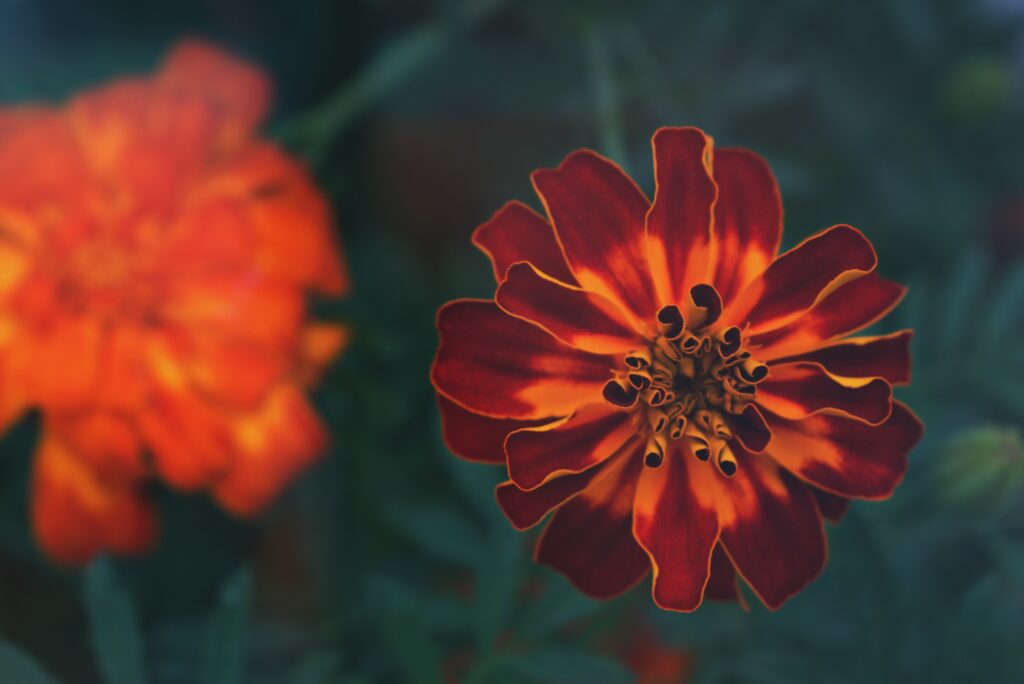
xmin=83 ymin=558 xmax=147 ymax=684
xmin=366 ymin=575 xmax=472 ymax=634
xmin=202 ymin=567 xmax=253 ymax=684
xmin=499 ymin=648 xmax=633 ymax=684
xmin=936 ymin=426 xmax=1024 ymax=516
xmin=286 ymin=651 xmax=342 ymax=684
xmin=384 ymin=501 xmax=483 ymax=567
xmin=0 ymin=640 xmax=61 ymax=684
xmin=515 ymin=577 xmax=602 ymax=641
xmin=474 ymin=530 xmax=522 ymax=652
xmin=376 ymin=618 xmax=442 ymax=684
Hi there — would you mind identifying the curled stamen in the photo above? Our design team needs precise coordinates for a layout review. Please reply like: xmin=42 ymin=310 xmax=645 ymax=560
xmin=716 ymin=326 xmax=742 ymax=358
xmin=686 ymin=283 xmax=723 ymax=330
xmin=656 ymin=305 xmax=685 ymax=339
xmin=649 ymin=410 xmax=668 ymax=433
xmin=686 ymin=434 xmax=711 ymax=461
xmin=644 ymin=433 xmax=666 ymax=468
xmin=625 ymin=348 xmax=652 ymax=369
xmin=669 ymin=415 xmax=687 ymax=440
xmin=739 ymin=359 xmax=768 ymax=383
xmin=715 ymin=442 xmax=738 ymax=477
xmin=628 ymin=371 xmax=651 ymax=390
xmin=603 ymin=379 xmax=639 ymax=407
xmin=656 ymin=337 xmax=682 ymax=361
xmin=644 ymin=387 xmax=666 ymax=406
xmin=679 ymin=333 xmax=701 ymax=354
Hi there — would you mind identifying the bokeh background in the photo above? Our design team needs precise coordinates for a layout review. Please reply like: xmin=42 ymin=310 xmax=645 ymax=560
xmin=2 ymin=0 xmax=1024 ymax=682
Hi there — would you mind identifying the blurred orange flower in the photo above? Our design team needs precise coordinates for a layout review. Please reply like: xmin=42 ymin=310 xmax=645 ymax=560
xmin=432 ymin=127 xmax=922 ymax=611
xmin=0 ymin=40 xmax=348 ymax=564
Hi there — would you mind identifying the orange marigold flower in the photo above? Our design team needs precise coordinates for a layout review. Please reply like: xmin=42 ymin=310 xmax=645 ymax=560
xmin=432 ymin=127 xmax=922 ymax=611
xmin=0 ymin=40 xmax=349 ymax=565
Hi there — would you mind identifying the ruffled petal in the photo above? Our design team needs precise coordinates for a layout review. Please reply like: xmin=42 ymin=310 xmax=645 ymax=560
xmin=749 ymin=272 xmax=906 ymax=360
xmin=763 ymin=401 xmax=923 ymax=499
xmin=704 ymin=544 xmax=742 ymax=603
xmin=438 ymin=395 xmax=550 ymax=464
xmin=32 ymin=433 xmax=156 ymax=565
xmin=645 ymin=127 xmax=717 ymax=307
xmin=47 ymin=412 xmax=146 ymax=485
xmin=633 ymin=445 xmax=720 ymax=611
xmin=214 ymin=384 xmax=328 ymax=515
xmin=496 ymin=262 xmax=641 ymax=353
xmin=758 ymin=362 xmax=893 ymax=425
xmin=812 ymin=488 xmax=850 ymax=522
xmin=709 ymin=148 xmax=782 ymax=306
xmin=11 ymin=313 xmax=103 ymax=410
xmin=535 ymin=451 xmax=650 ymax=598
xmin=532 ymin=150 xmax=658 ymax=324
xmin=432 ymin=300 xmax=613 ymax=419
xmin=506 ymin=403 xmax=639 ymax=489
xmin=771 ymin=331 xmax=912 ymax=386
xmin=496 ymin=454 xmax=619 ymax=530
xmin=472 ymin=201 xmax=576 ymax=285
xmin=722 ymin=225 xmax=877 ymax=333
xmin=717 ymin=453 xmax=826 ymax=610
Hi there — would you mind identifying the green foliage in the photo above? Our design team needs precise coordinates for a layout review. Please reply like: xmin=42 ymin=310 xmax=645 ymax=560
xmin=0 ymin=640 xmax=62 ymax=684
xmin=83 ymin=559 xmax=147 ymax=684
xmin=201 ymin=568 xmax=253 ymax=684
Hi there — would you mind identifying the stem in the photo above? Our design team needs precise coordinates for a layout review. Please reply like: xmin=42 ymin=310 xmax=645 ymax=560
xmin=584 ymin=20 xmax=626 ymax=165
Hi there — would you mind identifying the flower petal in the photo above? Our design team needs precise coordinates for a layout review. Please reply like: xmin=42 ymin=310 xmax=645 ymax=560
xmin=722 ymin=225 xmax=877 ymax=333
xmin=758 ymin=362 xmax=893 ymax=425
xmin=11 ymin=314 xmax=103 ymax=410
xmin=645 ymin=127 xmax=717 ymax=307
xmin=432 ymin=299 xmax=613 ymax=419
xmin=633 ymin=445 xmax=720 ymax=611
xmin=214 ymin=384 xmax=328 ymax=515
xmin=771 ymin=331 xmax=912 ymax=385
xmin=32 ymin=433 xmax=156 ymax=565
xmin=717 ymin=453 xmax=826 ymax=610
xmin=812 ymin=488 xmax=850 ymax=522
xmin=496 ymin=453 xmax=620 ymax=529
xmin=438 ymin=395 xmax=550 ymax=464
xmin=704 ymin=544 xmax=742 ymax=603
xmin=749 ymin=272 xmax=906 ymax=359
xmin=730 ymin=404 xmax=772 ymax=453
xmin=506 ymin=403 xmax=639 ymax=489
xmin=472 ymin=200 xmax=576 ymax=285
xmin=763 ymin=401 xmax=923 ymax=499
xmin=496 ymin=262 xmax=641 ymax=353
xmin=532 ymin=150 xmax=658 ymax=323
xmin=710 ymin=148 xmax=782 ymax=306
xmin=535 ymin=451 xmax=650 ymax=598
xmin=48 ymin=412 xmax=146 ymax=485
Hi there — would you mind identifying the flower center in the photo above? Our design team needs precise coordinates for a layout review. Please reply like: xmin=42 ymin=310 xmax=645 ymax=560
xmin=602 ymin=299 xmax=767 ymax=477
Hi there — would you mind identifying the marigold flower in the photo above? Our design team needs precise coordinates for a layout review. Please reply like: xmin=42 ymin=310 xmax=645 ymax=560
xmin=432 ymin=127 xmax=922 ymax=610
xmin=0 ymin=40 xmax=348 ymax=564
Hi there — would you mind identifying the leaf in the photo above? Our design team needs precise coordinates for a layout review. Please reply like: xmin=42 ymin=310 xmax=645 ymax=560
xmin=202 ymin=567 xmax=253 ymax=684
xmin=515 ymin=577 xmax=602 ymax=641
xmin=499 ymin=648 xmax=633 ymax=684
xmin=474 ymin=530 xmax=522 ymax=652
xmin=384 ymin=501 xmax=483 ymax=567
xmin=0 ymin=640 xmax=61 ymax=684
xmin=83 ymin=558 xmax=147 ymax=684
xmin=286 ymin=651 xmax=342 ymax=684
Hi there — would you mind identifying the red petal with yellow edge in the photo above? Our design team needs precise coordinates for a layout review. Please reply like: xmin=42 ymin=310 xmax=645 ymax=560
xmin=646 ymin=127 xmax=717 ymax=307
xmin=497 ymin=262 xmax=641 ymax=353
xmin=438 ymin=395 xmax=551 ymax=464
xmin=812 ymin=488 xmax=850 ymax=522
xmin=48 ymin=412 xmax=146 ymax=485
xmin=633 ymin=445 xmax=720 ymax=611
xmin=717 ymin=453 xmax=826 ymax=610
xmin=495 ymin=452 xmax=619 ymax=529
xmin=160 ymin=39 xmax=270 ymax=150
xmin=772 ymin=331 xmax=912 ymax=386
xmin=763 ymin=401 xmax=922 ymax=499
xmin=749 ymin=273 xmax=906 ymax=360
xmin=432 ymin=300 xmax=613 ymax=419
xmin=710 ymin=148 xmax=783 ymax=306
xmin=730 ymin=404 xmax=772 ymax=453
xmin=32 ymin=433 xmax=156 ymax=566
xmin=214 ymin=385 xmax=327 ymax=516
xmin=535 ymin=450 xmax=650 ymax=598
xmin=758 ymin=362 xmax=893 ymax=425
xmin=472 ymin=201 xmax=577 ymax=285
xmin=532 ymin=150 xmax=658 ymax=323
xmin=721 ymin=225 xmax=877 ymax=333
xmin=506 ymin=403 xmax=638 ymax=490
xmin=705 ymin=544 xmax=742 ymax=603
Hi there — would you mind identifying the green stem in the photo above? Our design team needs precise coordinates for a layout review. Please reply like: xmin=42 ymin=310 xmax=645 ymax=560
xmin=584 ymin=20 xmax=626 ymax=165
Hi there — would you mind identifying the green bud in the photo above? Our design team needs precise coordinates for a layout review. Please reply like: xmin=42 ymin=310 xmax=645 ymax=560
xmin=935 ymin=426 xmax=1024 ymax=517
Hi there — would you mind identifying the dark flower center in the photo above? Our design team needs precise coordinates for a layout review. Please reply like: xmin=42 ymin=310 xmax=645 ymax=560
xmin=602 ymin=299 xmax=767 ymax=477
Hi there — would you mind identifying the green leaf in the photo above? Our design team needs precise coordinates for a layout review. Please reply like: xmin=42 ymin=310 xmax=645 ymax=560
xmin=384 ymin=501 xmax=483 ymax=567
xmin=202 ymin=567 xmax=253 ymax=684
xmin=474 ymin=530 xmax=522 ymax=652
xmin=499 ymin=648 xmax=633 ymax=684
xmin=0 ymin=640 xmax=61 ymax=684
xmin=515 ymin=578 xmax=602 ymax=641
xmin=286 ymin=651 xmax=342 ymax=684
xmin=83 ymin=558 xmax=147 ymax=684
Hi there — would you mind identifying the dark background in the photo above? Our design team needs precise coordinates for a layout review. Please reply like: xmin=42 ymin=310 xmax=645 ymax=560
xmin=2 ymin=1 xmax=1024 ymax=682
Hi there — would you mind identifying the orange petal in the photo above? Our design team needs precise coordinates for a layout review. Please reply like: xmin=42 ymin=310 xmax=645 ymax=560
xmin=496 ymin=262 xmax=641 ymax=353
xmin=32 ymin=433 xmax=156 ymax=566
xmin=771 ymin=331 xmax=912 ymax=386
xmin=645 ymin=127 xmax=717 ymax=308
xmin=48 ymin=412 xmax=146 ymax=485
xmin=472 ymin=200 xmax=577 ymax=285
xmin=496 ymin=461 xmax=608 ymax=530
xmin=535 ymin=449 xmax=650 ymax=598
xmin=758 ymin=362 xmax=893 ymax=425
xmin=213 ymin=384 xmax=328 ymax=516
xmin=296 ymin=323 xmax=349 ymax=387
xmin=431 ymin=300 xmax=613 ymax=419
xmin=710 ymin=148 xmax=783 ymax=306
xmin=12 ymin=314 xmax=103 ymax=410
xmin=532 ymin=149 xmax=659 ymax=324
xmin=438 ymin=395 xmax=551 ymax=464
xmin=184 ymin=333 xmax=287 ymax=410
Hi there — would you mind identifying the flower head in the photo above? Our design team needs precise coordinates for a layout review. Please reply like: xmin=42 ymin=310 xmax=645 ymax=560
xmin=0 ymin=40 xmax=348 ymax=564
xmin=432 ymin=127 xmax=922 ymax=610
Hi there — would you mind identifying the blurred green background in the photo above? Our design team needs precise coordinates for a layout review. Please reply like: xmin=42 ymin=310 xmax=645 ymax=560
xmin=2 ymin=0 xmax=1024 ymax=682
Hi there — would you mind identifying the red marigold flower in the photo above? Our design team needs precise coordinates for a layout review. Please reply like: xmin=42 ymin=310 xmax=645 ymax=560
xmin=432 ymin=127 xmax=922 ymax=610
xmin=0 ymin=40 xmax=348 ymax=565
